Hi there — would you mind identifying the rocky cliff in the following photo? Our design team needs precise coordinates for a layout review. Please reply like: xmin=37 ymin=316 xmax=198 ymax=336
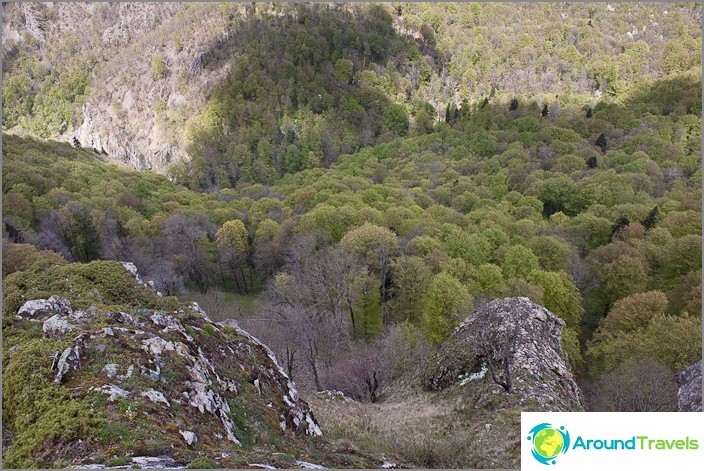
xmin=1 ymin=2 xmax=246 ymax=172
xmin=424 ymin=297 xmax=584 ymax=412
xmin=677 ymin=361 xmax=702 ymax=412
xmin=1 ymin=260 xmax=392 ymax=469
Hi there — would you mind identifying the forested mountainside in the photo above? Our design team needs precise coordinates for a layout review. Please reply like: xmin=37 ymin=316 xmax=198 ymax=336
xmin=2 ymin=2 xmax=702 ymax=469
xmin=2 ymin=2 xmax=701 ymax=181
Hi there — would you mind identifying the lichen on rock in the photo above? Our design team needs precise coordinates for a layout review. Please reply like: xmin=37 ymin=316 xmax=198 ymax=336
xmin=677 ymin=361 xmax=702 ymax=412
xmin=3 ymin=260 xmax=337 ymax=469
xmin=423 ymin=297 xmax=584 ymax=412
xmin=17 ymin=295 xmax=73 ymax=321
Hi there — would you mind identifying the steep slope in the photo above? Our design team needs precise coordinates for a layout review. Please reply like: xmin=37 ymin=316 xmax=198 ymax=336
xmin=3 ymin=2 xmax=701 ymax=178
xmin=1 ymin=260 xmax=398 ymax=469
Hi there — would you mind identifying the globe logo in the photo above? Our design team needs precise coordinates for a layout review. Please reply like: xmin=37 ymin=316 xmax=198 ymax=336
xmin=527 ymin=423 xmax=570 ymax=465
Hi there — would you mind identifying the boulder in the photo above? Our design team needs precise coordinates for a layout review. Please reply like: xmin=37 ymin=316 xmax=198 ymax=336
xmin=179 ymin=430 xmax=197 ymax=446
xmin=43 ymin=314 xmax=75 ymax=337
xmin=423 ymin=297 xmax=584 ymax=411
xmin=4 ymin=260 xmax=391 ymax=469
xmin=17 ymin=295 xmax=73 ymax=321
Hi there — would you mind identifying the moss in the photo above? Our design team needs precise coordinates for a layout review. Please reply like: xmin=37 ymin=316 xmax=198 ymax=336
xmin=145 ymin=438 xmax=172 ymax=455
xmin=104 ymin=456 xmax=131 ymax=467
xmin=202 ymin=323 xmax=216 ymax=337
xmin=3 ymin=261 xmax=179 ymax=325
xmin=2 ymin=338 xmax=105 ymax=467
xmin=184 ymin=325 xmax=197 ymax=338
xmin=96 ymin=422 xmax=131 ymax=443
xmin=188 ymin=457 xmax=217 ymax=469
xmin=227 ymin=397 xmax=255 ymax=447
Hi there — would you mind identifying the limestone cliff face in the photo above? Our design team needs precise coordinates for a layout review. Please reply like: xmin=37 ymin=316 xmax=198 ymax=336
xmin=423 ymin=297 xmax=584 ymax=412
xmin=1 ymin=2 xmax=243 ymax=173
xmin=68 ymin=2 xmax=239 ymax=173
xmin=677 ymin=361 xmax=702 ymax=412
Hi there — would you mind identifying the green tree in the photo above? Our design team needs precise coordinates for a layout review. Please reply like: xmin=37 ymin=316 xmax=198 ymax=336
xmin=588 ymin=314 xmax=701 ymax=374
xmin=594 ymin=291 xmax=668 ymax=339
xmin=595 ymin=133 xmax=607 ymax=153
xmin=422 ymin=272 xmax=471 ymax=344
xmin=389 ymin=256 xmax=433 ymax=323
xmin=471 ymin=263 xmax=504 ymax=295
xmin=215 ymin=219 xmax=249 ymax=254
xmin=215 ymin=219 xmax=251 ymax=292
xmin=528 ymin=236 xmax=574 ymax=272
xmin=561 ymin=327 xmax=584 ymax=371
xmin=384 ymin=104 xmax=409 ymax=136
xmin=527 ymin=270 xmax=584 ymax=328
xmin=340 ymin=223 xmax=398 ymax=300
xmin=151 ymin=55 xmax=168 ymax=80
xmin=58 ymin=202 xmax=104 ymax=262
xmin=2 ymin=76 xmax=34 ymax=128
xmin=445 ymin=231 xmax=492 ymax=266
xmin=597 ymin=255 xmax=649 ymax=307
xmin=501 ymin=245 xmax=539 ymax=279
xmin=350 ymin=272 xmax=383 ymax=339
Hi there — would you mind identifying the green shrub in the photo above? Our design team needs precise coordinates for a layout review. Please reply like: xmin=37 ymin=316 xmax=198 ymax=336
xmin=188 ymin=457 xmax=217 ymax=469
xmin=151 ymin=55 xmax=168 ymax=79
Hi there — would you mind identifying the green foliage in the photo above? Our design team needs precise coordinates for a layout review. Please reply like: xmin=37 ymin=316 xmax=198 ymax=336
xmin=501 ymin=245 xmax=539 ymax=280
xmin=2 ymin=75 xmax=34 ymax=128
xmin=445 ymin=231 xmax=492 ymax=266
xmin=528 ymin=236 xmax=573 ymax=272
xmin=587 ymin=313 xmax=701 ymax=375
xmin=561 ymin=327 xmax=584 ymax=372
xmin=597 ymin=256 xmax=649 ymax=307
xmin=188 ymin=458 xmax=217 ymax=469
xmin=2 ymin=339 xmax=105 ymax=468
xmin=215 ymin=220 xmax=249 ymax=254
xmin=389 ymin=256 xmax=432 ymax=323
xmin=3 ymin=260 xmax=176 ymax=323
xmin=422 ymin=272 xmax=471 ymax=344
xmin=151 ymin=55 xmax=168 ymax=80
xmin=181 ymin=4 xmax=422 ymax=189
xmin=2 ymin=16 xmax=702 ymax=404
xmin=350 ymin=272 xmax=383 ymax=339
xmin=471 ymin=263 xmax=504 ymax=295
xmin=595 ymin=291 xmax=668 ymax=340
xmin=340 ymin=223 xmax=398 ymax=269
xmin=2 ymin=240 xmax=66 ymax=277
xmin=527 ymin=270 xmax=583 ymax=328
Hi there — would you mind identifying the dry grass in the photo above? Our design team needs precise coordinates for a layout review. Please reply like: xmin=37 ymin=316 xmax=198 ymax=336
xmin=306 ymin=379 xmax=522 ymax=469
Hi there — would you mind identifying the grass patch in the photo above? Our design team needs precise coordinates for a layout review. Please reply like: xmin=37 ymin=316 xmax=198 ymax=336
xmin=188 ymin=457 xmax=217 ymax=469
xmin=104 ymin=456 xmax=131 ymax=467
xmin=183 ymin=289 xmax=260 ymax=321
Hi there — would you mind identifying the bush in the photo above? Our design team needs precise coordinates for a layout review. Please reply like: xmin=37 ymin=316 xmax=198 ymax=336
xmin=151 ymin=55 xmax=168 ymax=80
xmin=2 ymin=240 xmax=66 ymax=277
xmin=188 ymin=457 xmax=217 ymax=469
xmin=590 ymin=357 xmax=678 ymax=412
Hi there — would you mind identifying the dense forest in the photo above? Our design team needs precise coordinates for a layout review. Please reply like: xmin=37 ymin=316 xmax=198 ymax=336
xmin=2 ymin=3 xmax=702 ymax=459
xmin=4 ymin=66 xmax=702 ymax=410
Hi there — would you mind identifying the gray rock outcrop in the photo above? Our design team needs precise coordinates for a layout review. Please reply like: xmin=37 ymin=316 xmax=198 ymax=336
xmin=424 ymin=297 xmax=584 ymax=411
xmin=17 ymin=295 xmax=73 ymax=321
xmin=677 ymin=361 xmax=702 ymax=412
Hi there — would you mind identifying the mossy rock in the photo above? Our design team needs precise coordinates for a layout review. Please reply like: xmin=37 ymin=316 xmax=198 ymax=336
xmin=3 ymin=260 xmax=178 ymax=324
